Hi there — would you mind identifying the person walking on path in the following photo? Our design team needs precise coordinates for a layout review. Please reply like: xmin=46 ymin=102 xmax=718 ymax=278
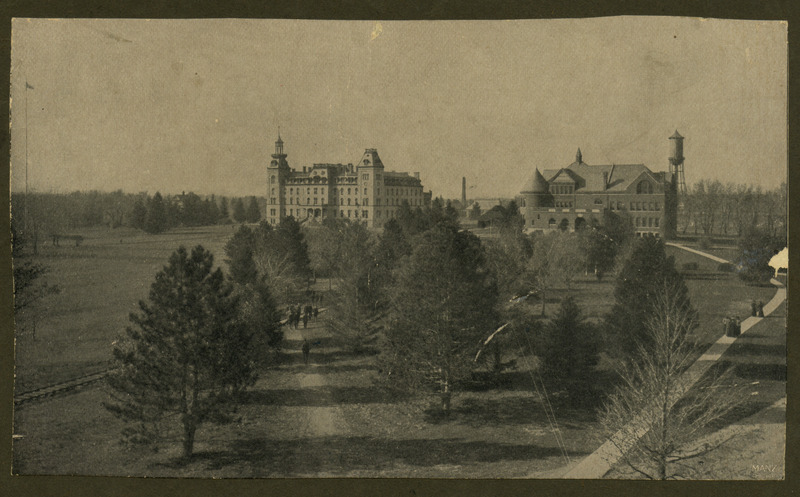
xmin=303 ymin=312 xmax=309 ymax=329
xmin=751 ymin=300 xmax=758 ymax=317
xmin=302 ymin=339 xmax=310 ymax=365
xmin=723 ymin=317 xmax=730 ymax=337
xmin=757 ymin=301 xmax=765 ymax=317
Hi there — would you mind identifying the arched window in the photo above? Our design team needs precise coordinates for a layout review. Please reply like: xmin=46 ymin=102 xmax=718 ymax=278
xmin=559 ymin=219 xmax=569 ymax=231
xmin=548 ymin=218 xmax=556 ymax=228
xmin=637 ymin=180 xmax=653 ymax=194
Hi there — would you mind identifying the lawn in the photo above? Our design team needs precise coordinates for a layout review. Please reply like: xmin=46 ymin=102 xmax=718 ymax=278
xmin=14 ymin=317 xmax=602 ymax=477
xmin=665 ymin=246 xmax=777 ymax=348
xmin=14 ymin=225 xmax=241 ymax=392
xmin=12 ymin=228 xmax=784 ymax=478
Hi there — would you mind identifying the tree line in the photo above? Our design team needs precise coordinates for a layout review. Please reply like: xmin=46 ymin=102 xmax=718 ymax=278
xmin=679 ymin=180 xmax=786 ymax=238
xmin=10 ymin=190 xmax=264 ymax=238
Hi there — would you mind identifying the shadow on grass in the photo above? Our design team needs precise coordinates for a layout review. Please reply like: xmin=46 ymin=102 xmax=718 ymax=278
xmin=242 ymin=386 xmax=408 ymax=407
xmin=706 ymin=360 xmax=786 ymax=382
xmin=167 ymin=435 xmax=588 ymax=475
xmin=722 ymin=343 xmax=786 ymax=359
xmin=422 ymin=394 xmax=599 ymax=428
xmin=682 ymin=273 xmax=728 ymax=281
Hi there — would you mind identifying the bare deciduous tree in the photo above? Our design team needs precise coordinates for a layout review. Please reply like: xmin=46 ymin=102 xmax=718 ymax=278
xmin=599 ymin=283 xmax=744 ymax=480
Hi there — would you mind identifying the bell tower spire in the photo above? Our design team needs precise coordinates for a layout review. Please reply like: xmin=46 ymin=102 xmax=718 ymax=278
xmin=576 ymin=148 xmax=583 ymax=164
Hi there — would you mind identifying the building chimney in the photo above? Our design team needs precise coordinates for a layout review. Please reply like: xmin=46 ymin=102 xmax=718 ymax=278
xmin=414 ymin=172 xmax=420 ymax=179
xmin=461 ymin=177 xmax=467 ymax=206
xmin=602 ymin=172 xmax=608 ymax=191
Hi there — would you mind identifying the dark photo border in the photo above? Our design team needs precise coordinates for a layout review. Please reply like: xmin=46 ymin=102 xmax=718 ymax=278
xmin=0 ymin=1 xmax=795 ymax=496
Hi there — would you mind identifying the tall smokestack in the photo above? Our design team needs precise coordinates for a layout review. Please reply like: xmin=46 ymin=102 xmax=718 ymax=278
xmin=461 ymin=177 xmax=467 ymax=206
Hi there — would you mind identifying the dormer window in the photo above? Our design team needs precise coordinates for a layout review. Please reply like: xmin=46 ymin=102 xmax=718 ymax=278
xmin=637 ymin=180 xmax=654 ymax=194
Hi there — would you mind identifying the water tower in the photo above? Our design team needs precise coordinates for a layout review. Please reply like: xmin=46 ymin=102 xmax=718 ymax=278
xmin=668 ymin=130 xmax=686 ymax=196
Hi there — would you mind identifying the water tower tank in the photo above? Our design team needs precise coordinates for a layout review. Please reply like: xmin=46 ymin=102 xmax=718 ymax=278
xmin=669 ymin=130 xmax=684 ymax=164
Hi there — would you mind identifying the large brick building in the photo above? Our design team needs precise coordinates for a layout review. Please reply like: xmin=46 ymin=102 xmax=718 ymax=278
xmin=519 ymin=135 xmax=680 ymax=238
xmin=266 ymin=136 xmax=428 ymax=228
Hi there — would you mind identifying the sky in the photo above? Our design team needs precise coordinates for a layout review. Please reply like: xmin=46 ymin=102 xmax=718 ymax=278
xmin=10 ymin=18 xmax=787 ymax=199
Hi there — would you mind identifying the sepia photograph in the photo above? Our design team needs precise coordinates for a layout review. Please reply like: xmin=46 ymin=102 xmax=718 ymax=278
xmin=9 ymin=17 xmax=787 ymax=480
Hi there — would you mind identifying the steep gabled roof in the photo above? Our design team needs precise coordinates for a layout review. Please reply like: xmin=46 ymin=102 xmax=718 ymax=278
xmin=538 ymin=162 xmax=666 ymax=193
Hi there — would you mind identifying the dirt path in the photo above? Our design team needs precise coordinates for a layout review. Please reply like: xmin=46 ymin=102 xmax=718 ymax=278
xmin=284 ymin=318 xmax=346 ymax=440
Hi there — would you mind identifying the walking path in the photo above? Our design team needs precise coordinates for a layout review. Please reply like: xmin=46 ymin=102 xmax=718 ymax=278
xmin=563 ymin=243 xmax=786 ymax=479
xmin=284 ymin=317 xmax=345 ymax=439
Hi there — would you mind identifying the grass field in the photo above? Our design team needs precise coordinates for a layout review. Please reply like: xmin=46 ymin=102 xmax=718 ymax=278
xmin=14 ymin=225 xmax=240 ymax=392
xmin=12 ymin=227 xmax=785 ymax=478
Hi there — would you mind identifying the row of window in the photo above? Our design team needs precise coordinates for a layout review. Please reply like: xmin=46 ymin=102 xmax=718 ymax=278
xmin=279 ymin=186 xmax=421 ymax=197
xmin=635 ymin=217 xmax=660 ymax=228
xmin=280 ymin=197 xmax=424 ymax=207
xmin=269 ymin=207 xmax=408 ymax=221
xmin=551 ymin=185 xmax=574 ymax=195
xmin=555 ymin=201 xmax=573 ymax=208
xmin=609 ymin=201 xmax=661 ymax=211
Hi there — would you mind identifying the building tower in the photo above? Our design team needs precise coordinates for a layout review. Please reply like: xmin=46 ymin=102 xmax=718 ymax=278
xmin=266 ymin=133 xmax=290 ymax=225
xmin=669 ymin=130 xmax=686 ymax=196
xmin=461 ymin=177 xmax=467 ymax=207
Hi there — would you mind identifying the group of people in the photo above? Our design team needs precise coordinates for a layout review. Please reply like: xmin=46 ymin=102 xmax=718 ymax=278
xmin=723 ymin=316 xmax=741 ymax=337
xmin=723 ymin=300 xmax=768 ymax=338
xmin=751 ymin=300 xmax=765 ymax=318
xmin=286 ymin=303 xmax=319 ymax=329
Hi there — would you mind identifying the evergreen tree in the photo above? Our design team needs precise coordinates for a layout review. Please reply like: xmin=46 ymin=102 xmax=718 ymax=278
xmin=274 ymin=216 xmax=311 ymax=277
xmin=539 ymin=296 xmax=600 ymax=408
xmin=605 ymin=237 xmax=694 ymax=358
xmin=325 ymin=221 xmax=384 ymax=353
xmin=205 ymin=197 xmax=220 ymax=226
xmin=377 ymin=218 xmax=412 ymax=269
xmin=180 ymin=192 xmax=203 ymax=226
xmin=144 ymin=192 xmax=167 ymax=234
xmin=246 ymin=197 xmax=262 ymax=223
xmin=219 ymin=197 xmax=230 ymax=223
xmin=11 ymin=220 xmax=60 ymax=316
xmin=130 ymin=198 xmax=148 ymax=230
xmin=105 ymin=246 xmax=257 ymax=458
xmin=232 ymin=198 xmax=247 ymax=223
xmin=382 ymin=224 xmax=499 ymax=416
xmin=224 ymin=225 xmax=257 ymax=286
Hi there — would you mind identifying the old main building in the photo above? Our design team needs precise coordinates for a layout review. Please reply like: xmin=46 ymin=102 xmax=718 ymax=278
xmin=519 ymin=133 xmax=682 ymax=238
xmin=266 ymin=136 xmax=429 ymax=228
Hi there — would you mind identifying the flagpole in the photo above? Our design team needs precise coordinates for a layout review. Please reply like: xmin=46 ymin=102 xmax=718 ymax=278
xmin=24 ymin=81 xmax=29 ymax=236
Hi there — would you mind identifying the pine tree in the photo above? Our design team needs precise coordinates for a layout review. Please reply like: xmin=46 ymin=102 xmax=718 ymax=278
xmin=130 ymin=198 xmax=148 ymax=230
xmin=224 ymin=225 xmax=257 ymax=286
xmin=232 ymin=198 xmax=247 ymax=223
xmin=377 ymin=218 xmax=412 ymax=269
xmin=605 ymin=237 xmax=694 ymax=358
xmin=325 ymin=221 xmax=384 ymax=353
xmin=274 ymin=216 xmax=311 ymax=277
xmin=105 ymin=245 xmax=257 ymax=459
xmin=219 ymin=197 xmax=230 ymax=223
xmin=540 ymin=296 xmax=600 ymax=408
xmin=245 ymin=197 xmax=262 ymax=223
xmin=382 ymin=224 xmax=499 ymax=416
xmin=144 ymin=192 xmax=167 ymax=234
